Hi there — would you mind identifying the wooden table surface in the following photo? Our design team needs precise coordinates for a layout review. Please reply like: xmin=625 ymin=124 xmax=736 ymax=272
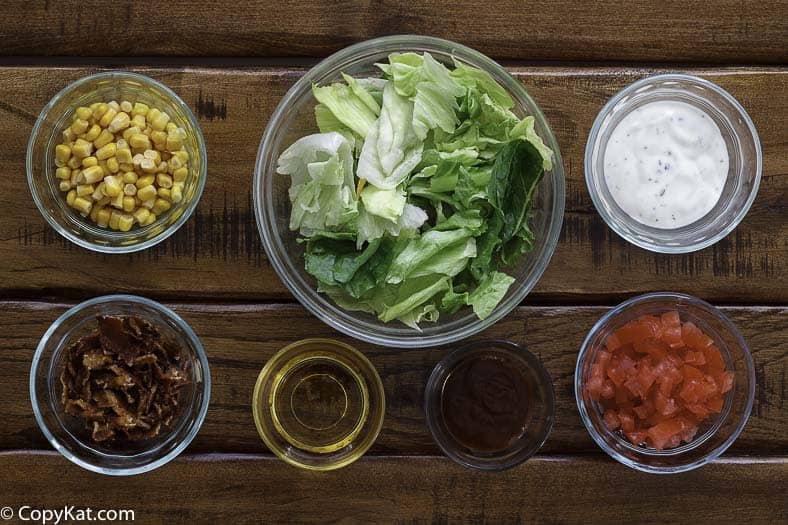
xmin=0 ymin=2 xmax=786 ymax=523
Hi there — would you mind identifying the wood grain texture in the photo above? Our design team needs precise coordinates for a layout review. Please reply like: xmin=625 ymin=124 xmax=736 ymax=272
xmin=3 ymin=302 xmax=785 ymax=454
xmin=0 ymin=66 xmax=785 ymax=303
xmin=0 ymin=1 xmax=787 ymax=63
xmin=0 ymin=452 xmax=785 ymax=523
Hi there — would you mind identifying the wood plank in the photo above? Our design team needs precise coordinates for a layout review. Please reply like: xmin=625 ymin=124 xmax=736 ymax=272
xmin=0 ymin=1 xmax=786 ymax=63
xmin=3 ymin=302 xmax=785 ymax=454
xmin=0 ymin=67 xmax=786 ymax=303
xmin=0 ymin=452 xmax=785 ymax=523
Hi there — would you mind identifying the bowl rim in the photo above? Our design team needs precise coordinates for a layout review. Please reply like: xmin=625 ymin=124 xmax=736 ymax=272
xmin=424 ymin=339 xmax=556 ymax=471
xmin=251 ymin=337 xmax=385 ymax=471
xmin=26 ymin=70 xmax=208 ymax=254
xmin=574 ymin=292 xmax=756 ymax=474
xmin=29 ymin=294 xmax=212 ymax=476
xmin=584 ymin=73 xmax=762 ymax=254
xmin=254 ymin=34 xmax=565 ymax=348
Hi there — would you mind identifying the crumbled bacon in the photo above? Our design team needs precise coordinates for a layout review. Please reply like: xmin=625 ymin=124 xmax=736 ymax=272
xmin=60 ymin=315 xmax=190 ymax=445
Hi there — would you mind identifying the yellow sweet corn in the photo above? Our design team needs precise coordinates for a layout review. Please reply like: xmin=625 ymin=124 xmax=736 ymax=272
xmin=81 ymin=156 xmax=98 ymax=168
xmin=123 ymin=183 xmax=137 ymax=196
xmin=76 ymin=184 xmax=94 ymax=197
xmin=71 ymin=139 xmax=93 ymax=159
xmin=133 ymin=207 xmax=150 ymax=224
xmin=140 ymin=158 xmax=157 ymax=173
xmin=70 ymin=118 xmax=89 ymax=135
xmin=118 ymin=213 xmax=134 ymax=232
xmin=152 ymin=198 xmax=171 ymax=215
xmin=120 ymin=100 xmax=133 ymax=113
xmin=151 ymin=111 xmax=171 ymax=131
xmin=135 ymin=174 xmax=155 ymax=188
xmin=129 ymin=133 xmax=151 ymax=150
xmin=99 ymin=107 xmax=118 ymax=128
xmin=106 ymin=157 xmax=120 ymax=173
xmin=93 ymin=129 xmax=114 ymax=148
xmin=122 ymin=171 xmax=138 ymax=184
xmin=62 ymin=128 xmax=76 ymax=144
xmin=91 ymin=184 xmax=105 ymax=201
xmin=111 ymin=192 xmax=124 ymax=209
xmin=73 ymin=197 xmax=92 ymax=215
xmin=141 ymin=198 xmax=155 ymax=210
xmin=132 ymin=102 xmax=149 ymax=116
xmin=91 ymin=103 xmax=108 ymax=120
xmin=66 ymin=189 xmax=77 ymax=207
xmin=103 ymin=175 xmax=122 ymax=197
xmin=59 ymin=180 xmax=71 ymax=192
xmin=96 ymin=208 xmax=111 ymax=228
xmin=122 ymin=196 xmax=136 ymax=212
xmin=55 ymin=166 xmax=71 ymax=180
xmin=75 ymin=106 xmax=92 ymax=121
xmin=108 ymin=112 xmax=131 ymax=133
xmin=109 ymin=210 xmax=121 ymax=230
xmin=137 ymin=184 xmax=157 ymax=201
xmin=157 ymin=187 xmax=171 ymax=200
xmin=172 ymin=167 xmax=188 ymax=182
xmin=80 ymin=165 xmax=104 ymax=184
xmin=95 ymin=142 xmax=117 ymax=160
xmin=131 ymin=114 xmax=146 ymax=129
xmin=150 ymin=130 xmax=167 ymax=149
xmin=156 ymin=173 xmax=173 ymax=189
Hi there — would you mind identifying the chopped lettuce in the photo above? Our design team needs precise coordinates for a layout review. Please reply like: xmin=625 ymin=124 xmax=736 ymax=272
xmin=277 ymin=53 xmax=554 ymax=327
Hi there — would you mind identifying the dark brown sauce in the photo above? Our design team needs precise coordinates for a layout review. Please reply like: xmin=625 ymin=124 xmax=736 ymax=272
xmin=441 ymin=353 xmax=532 ymax=453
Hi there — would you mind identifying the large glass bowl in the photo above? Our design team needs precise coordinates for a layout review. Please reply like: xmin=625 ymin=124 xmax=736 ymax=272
xmin=585 ymin=74 xmax=761 ymax=253
xmin=30 ymin=295 xmax=211 ymax=476
xmin=27 ymin=71 xmax=207 ymax=253
xmin=254 ymin=35 xmax=565 ymax=348
xmin=575 ymin=293 xmax=755 ymax=474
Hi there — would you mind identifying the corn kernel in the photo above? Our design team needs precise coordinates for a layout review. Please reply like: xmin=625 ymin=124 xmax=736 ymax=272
xmin=54 ymin=144 xmax=71 ymax=166
xmin=72 ymin=139 xmax=94 ymax=159
xmin=92 ymin=103 xmax=108 ymax=120
xmin=93 ymin=129 xmax=114 ymax=148
xmin=115 ymin=147 xmax=132 ymax=164
xmin=120 ymin=100 xmax=133 ymax=113
xmin=136 ymin=174 xmax=155 ymax=188
xmin=157 ymin=187 xmax=171 ymax=200
xmin=151 ymin=111 xmax=170 ymax=131
xmin=132 ymin=102 xmax=149 ymax=116
xmin=146 ymin=107 xmax=161 ymax=123
xmin=122 ymin=125 xmax=141 ymax=141
xmin=173 ymin=150 xmax=189 ymax=163
xmin=108 ymin=112 xmax=131 ymax=133
xmin=95 ymin=142 xmax=117 ymax=160
xmin=172 ymin=167 xmax=188 ymax=182
xmin=141 ymin=198 xmax=156 ymax=210
xmin=116 ymin=138 xmax=128 ymax=149
xmin=56 ymin=166 xmax=71 ymax=180
xmin=80 ymin=165 xmax=104 ymax=184
xmin=157 ymin=161 xmax=168 ymax=173
xmin=99 ymin=107 xmax=117 ymax=128
xmin=81 ymin=156 xmax=98 ymax=168
xmin=140 ymin=158 xmax=157 ymax=173
xmin=66 ymin=189 xmax=77 ymax=207
xmin=137 ymin=184 xmax=157 ymax=201
xmin=143 ymin=213 xmax=157 ymax=226
xmin=73 ymin=197 xmax=92 ymax=215
xmin=75 ymin=106 xmax=92 ymax=121
xmin=109 ymin=210 xmax=121 ymax=230
xmin=152 ymin=198 xmax=171 ymax=215
xmin=70 ymin=170 xmax=80 ymax=185
xmin=62 ymin=128 xmax=76 ymax=143
xmin=122 ymin=196 xmax=136 ymax=212
xmin=150 ymin=130 xmax=167 ymax=149
xmin=67 ymin=156 xmax=81 ymax=169
xmin=92 ymin=184 xmax=105 ymax=201
xmin=82 ymin=124 xmax=101 ymax=142
xmin=70 ymin=118 xmax=89 ymax=135
xmin=118 ymin=213 xmax=134 ymax=232
xmin=119 ymin=163 xmax=133 ymax=172
xmin=106 ymin=157 xmax=120 ymax=173
xmin=59 ymin=180 xmax=72 ymax=192
xmin=107 ymin=100 xmax=120 ymax=111
xmin=133 ymin=207 xmax=150 ymax=224
xmin=131 ymin=114 xmax=146 ymax=129
xmin=157 ymin=173 xmax=173 ymax=189
xmin=132 ymin=153 xmax=145 ymax=166
xmin=96 ymin=208 xmax=111 ymax=228
xmin=123 ymin=183 xmax=137 ymax=196
xmin=165 ymin=134 xmax=184 ymax=152
xmin=89 ymin=204 xmax=101 ymax=222
xmin=122 ymin=171 xmax=138 ymax=184
xmin=76 ymin=184 xmax=94 ymax=197
xmin=111 ymin=192 xmax=124 ymax=209
xmin=103 ymin=175 xmax=122 ymax=197
xmin=129 ymin=133 xmax=151 ymax=150
xmin=171 ymin=182 xmax=184 ymax=203
xmin=96 ymin=196 xmax=111 ymax=207
xmin=168 ymin=155 xmax=183 ymax=172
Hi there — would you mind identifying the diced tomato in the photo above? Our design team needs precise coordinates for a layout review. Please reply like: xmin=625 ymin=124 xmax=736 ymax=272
xmin=647 ymin=418 xmax=684 ymax=450
xmin=703 ymin=345 xmax=726 ymax=373
xmin=624 ymin=429 xmax=648 ymax=446
xmin=584 ymin=310 xmax=734 ymax=451
xmin=682 ymin=321 xmax=714 ymax=350
xmin=619 ymin=410 xmax=635 ymax=433
xmin=603 ymin=409 xmax=620 ymax=430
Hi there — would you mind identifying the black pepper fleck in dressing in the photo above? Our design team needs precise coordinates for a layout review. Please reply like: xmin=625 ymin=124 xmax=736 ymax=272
xmin=440 ymin=354 xmax=533 ymax=453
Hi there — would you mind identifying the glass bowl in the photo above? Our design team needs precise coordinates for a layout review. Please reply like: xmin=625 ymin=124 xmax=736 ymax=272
xmin=585 ymin=74 xmax=761 ymax=254
xmin=27 ymin=71 xmax=207 ymax=253
xmin=424 ymin=340 xmax=555 ymax=471
xmin=30 ymin=294 xmax=211 ymax=476
xmin=254 ymin=35 xmax=565 ymax=348
xmin=575 ymin=292 xmax=755 ymax=474
xmin=252 ymin=338 xmax=385 ymax=471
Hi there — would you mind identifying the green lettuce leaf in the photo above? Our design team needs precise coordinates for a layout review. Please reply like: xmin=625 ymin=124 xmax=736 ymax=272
xmin=276 ymin=132 xmax=358 ymax=236
xmin=312 ymin=80 xmax=380 ymax=138
xmin=359 ymin=185 xmax=406 ymax=223
xmin=467 ymin=271 xmax=515 ymax=320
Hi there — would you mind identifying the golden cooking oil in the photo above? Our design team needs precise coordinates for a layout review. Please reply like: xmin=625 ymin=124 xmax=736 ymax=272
xmin=268 ymin=350 xmax=370 ymax=454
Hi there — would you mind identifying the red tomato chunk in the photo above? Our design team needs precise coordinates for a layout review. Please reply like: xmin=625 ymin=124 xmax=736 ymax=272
xmin=585 ymin=311 xmax=735 ymax=450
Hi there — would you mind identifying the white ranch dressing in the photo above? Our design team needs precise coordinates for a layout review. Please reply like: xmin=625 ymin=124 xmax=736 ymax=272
xmin=603 ymin=100 xmax=729 ymax=229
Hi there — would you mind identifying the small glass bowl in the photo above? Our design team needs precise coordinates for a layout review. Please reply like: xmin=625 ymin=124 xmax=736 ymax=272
xmin=424 ymin=340 xmax=555 ymax=471
xmin=585 ymin=74 xmax=761 ymax=253
xmin=575 ymin=292 xmax=755 ymax=474
xmin=254 ymin=35 xmax=565 ymax=348
xmin=252 ymin=338 xmax=385 ymax=471
xmin=27 ymin=71 xmax=207 ymax=253
xmin=30 ymin=294 xmax=211 ymax=476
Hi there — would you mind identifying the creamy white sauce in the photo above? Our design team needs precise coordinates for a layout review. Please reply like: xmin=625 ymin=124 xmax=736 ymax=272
xmin=603 ymin=100 xmax=729 ymax=229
